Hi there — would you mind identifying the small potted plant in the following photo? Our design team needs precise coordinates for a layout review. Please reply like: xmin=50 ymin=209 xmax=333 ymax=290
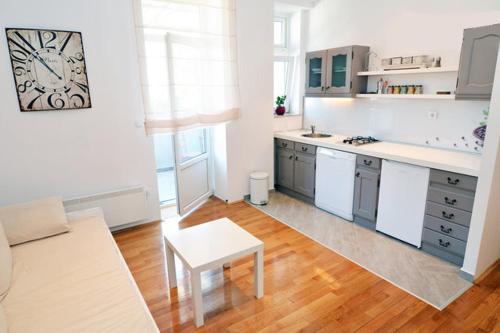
xmin=275 ymin=95 xmax=287 ymax=115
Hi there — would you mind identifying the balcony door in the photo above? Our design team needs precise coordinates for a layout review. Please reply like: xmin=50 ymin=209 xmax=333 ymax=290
xmin=173 ymin=128 xmax=212 ymax=216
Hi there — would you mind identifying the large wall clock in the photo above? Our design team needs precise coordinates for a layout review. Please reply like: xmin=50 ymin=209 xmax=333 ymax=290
xmin=6 ymin=28 xmax=91 ymax=112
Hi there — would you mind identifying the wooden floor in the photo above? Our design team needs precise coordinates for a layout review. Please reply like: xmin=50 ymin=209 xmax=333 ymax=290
xmin=113 ymin=197 xmax=500 ymax=332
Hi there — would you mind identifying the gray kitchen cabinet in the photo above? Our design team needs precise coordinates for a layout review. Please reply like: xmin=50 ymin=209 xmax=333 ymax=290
xmin=277 ymin=147 xmax=294 ymax=189
xmin=353 ymin=155 xmax=381 ymax=230
xmin=305 ymin=45 xmax=369 ymax=97
xmin=456 ymin=23 xmax=500 ymax=100
xmin=305 ymin=51 xmax=327 ymax=95
xmin=293 ymin=152 xmax=316 ymax=198
xmin=275 ymin=139 xmax=316 ymax=202
xmin=421 ymin=169 xmax=478 ymax=266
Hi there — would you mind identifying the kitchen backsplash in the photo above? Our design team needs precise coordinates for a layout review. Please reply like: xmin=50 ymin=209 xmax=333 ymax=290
xmin=303 ymin=98 xmax=489 ymax=154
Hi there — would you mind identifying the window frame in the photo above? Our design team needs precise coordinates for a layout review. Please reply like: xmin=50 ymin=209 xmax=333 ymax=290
xmin=273 ymin=16 xmax=288 ymax=49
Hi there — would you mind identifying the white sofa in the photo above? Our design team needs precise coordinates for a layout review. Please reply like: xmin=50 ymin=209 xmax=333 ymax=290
xmin=1 ymin=206 xmax=159 ymax=333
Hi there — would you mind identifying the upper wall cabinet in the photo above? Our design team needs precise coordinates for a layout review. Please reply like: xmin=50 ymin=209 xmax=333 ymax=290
xmin=305 ymin=45 xmax=369 ymax=97
xmin=456 ymin=24 xmax=500 ymax=100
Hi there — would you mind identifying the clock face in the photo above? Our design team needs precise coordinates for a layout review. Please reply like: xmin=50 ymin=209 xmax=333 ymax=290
xmin=6 ymin=28 xmax=91 ymax=111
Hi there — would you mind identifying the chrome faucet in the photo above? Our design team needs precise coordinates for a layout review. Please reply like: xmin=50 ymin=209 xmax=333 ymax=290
xmin=311 ymin=125 xmax=316 ymax=134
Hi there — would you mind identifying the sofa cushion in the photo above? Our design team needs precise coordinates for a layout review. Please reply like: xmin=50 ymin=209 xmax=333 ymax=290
xmin=0 ymin=197 xmax=69 ymax=246
xmin=2 ymin=215 xmax=158 ymax=333
xmin=0 ymin=222 xmax=11 ymax=301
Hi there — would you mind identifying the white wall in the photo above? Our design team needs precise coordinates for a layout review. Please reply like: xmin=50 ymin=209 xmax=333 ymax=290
xmin=0 ymin=0 xmax=161 ymax=222
xmin=303 ymin=0 xmax=500 ymax=153
xmin=463 ymin=52 xmax=500 ymax=278
xmin=213 ymin=0 xmax=274 ymax=202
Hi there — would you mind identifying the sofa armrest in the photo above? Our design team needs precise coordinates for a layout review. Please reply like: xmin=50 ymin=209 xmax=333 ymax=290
xmin=66 ymin=207 xmax=104 ymax=222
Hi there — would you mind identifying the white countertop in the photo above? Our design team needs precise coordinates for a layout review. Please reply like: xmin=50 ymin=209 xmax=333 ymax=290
xmin=274 ymin=130 xmax=482 ymax=177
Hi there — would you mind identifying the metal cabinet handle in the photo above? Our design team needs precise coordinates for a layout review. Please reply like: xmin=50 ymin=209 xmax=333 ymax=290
xmin=444 ymin=197 xmax=457 ymax=206
xmin=325 ymin=86 xmax=330 ymax=90
xmin=302 ymin=147 xmax=308 ymax=152
xmin=355 ymin=172 xmax=360 ymax=177
xmin=442 ymin=211 xmax=455 ymax=220
xmin=447 ymin=177 xmax=460 ymax=185
xmin=289 ymin=155 xmax=293 ymax=160
xmin=282 ymin=142 xmax=288 ymax=148
xmin=438 ymin=239 xmax=451 ymax=248
xmin=440 ymin=225 xmax=453 ymax=234
xmin=363 ymin=159 xmax=372 ymax=166
xmin=321 ymin=86 xmax=325 ymax=91
xmin=295 ymin=156 xmax=298 ymax=161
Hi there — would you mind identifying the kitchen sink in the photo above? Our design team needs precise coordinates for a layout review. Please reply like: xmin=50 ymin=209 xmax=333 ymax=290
xmin=302 ymin=133 xmax=332 ymax=138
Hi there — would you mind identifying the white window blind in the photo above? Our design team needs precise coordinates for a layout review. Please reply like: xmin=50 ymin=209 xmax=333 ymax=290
xmin=134 ymin=0 xmax=240 ymax=134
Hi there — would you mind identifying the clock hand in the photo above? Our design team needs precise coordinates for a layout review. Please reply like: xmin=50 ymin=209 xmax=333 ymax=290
xmin=33 ymin=54 xmax=63 ymax=80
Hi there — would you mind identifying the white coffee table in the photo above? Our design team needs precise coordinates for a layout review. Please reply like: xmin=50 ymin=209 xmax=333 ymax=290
xmin=164 ymin=218 xmax=264 ymax=327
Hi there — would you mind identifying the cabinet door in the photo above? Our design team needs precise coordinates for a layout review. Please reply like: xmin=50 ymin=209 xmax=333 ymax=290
xmin=277 ymin=148 xmax=294 ymax=189
xmin=456 ymin=24 xmax=500 ymax=99
xmin=353 ymin=168 xmax=380 ymax=221
xmin=326 ymin=46 xmax=352 ymax=95
xmin=305 ymin=51 xmax=327 ymax=94
xmin=293 ymin=152 xmax=316 ymax=198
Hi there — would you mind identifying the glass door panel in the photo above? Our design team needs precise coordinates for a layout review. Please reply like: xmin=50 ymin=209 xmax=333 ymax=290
xmin=308 ymin=57 xmax=323 ymax=88
xmin=331 ymin=54 xmax=347 ymax=88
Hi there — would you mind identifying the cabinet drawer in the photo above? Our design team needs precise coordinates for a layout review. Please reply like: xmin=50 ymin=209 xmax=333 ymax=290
xmin=424 ymin=215 xmax=470 ymax=241
xmin=421 ymin=243 xmax=464 ymax=266
xmin=430 ymin=169 xmax=478 ymax=192
xmin=295 ymin=142 xmax=316 ymax=155
xmin=356 ymin=155 xmax=381 ymax=170
xmin=427 ymin=185 xmax=475 ymax=212
xmin=426 ymin=201 xmax=472 ymax=227
xmin=422 ymin=228 xmax=467 ymax=257
xmin=276 ymin=138 xmax=294 ymax=150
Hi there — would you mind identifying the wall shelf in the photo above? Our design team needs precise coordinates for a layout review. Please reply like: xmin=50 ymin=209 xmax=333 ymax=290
xmin=357 ymin=67 xmax=458 ymax=76
xmin=356 ymin=94 xmax=455 ymax=100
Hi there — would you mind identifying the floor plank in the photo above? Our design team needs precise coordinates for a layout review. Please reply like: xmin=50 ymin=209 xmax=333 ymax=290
xmin=113 ymin=197 xmax=500 ymax=332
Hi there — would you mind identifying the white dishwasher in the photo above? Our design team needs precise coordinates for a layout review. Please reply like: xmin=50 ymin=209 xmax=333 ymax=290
xmin=315 ymin=148 xmax=356 ymax=221
xmin=376 ymin=160 xmax=430 ymax=247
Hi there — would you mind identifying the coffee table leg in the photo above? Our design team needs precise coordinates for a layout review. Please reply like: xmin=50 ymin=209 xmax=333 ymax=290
xmin=191 ymin=270 xmax=204 ymax=327
xmin=254 ymin=248 xmax=264 ymax=298
xmin=165 ymin=241 xmax=177 ymax=288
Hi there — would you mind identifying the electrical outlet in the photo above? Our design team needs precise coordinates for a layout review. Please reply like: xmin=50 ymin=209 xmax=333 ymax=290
xmin=428 ymin=111 xmax=438 ymax=120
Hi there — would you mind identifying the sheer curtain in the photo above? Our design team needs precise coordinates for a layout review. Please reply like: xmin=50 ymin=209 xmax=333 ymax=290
xmin=134 ymin=0 xmax=240 ymax=134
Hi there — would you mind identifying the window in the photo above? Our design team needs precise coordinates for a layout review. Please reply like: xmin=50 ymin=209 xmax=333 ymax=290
xmin=177 ymin=128 xmax=207 ymax=164
xmin=273 ymin=17 xmax=287 ymax=48
xmin=273 ymin=16 xmax=293 ymax=113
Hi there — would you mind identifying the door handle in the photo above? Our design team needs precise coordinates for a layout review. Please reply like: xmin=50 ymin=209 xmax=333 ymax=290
xmin=355 ymin=172 xmax=360 ymax=177
xmin=440 ymin=225 xmax=453 ymax=234
xmin=438 ymin=239 xmax=451 ymax=248
xmin=289 ymin=155 xmax=293 ymax=160
xmin=441 ymin=211 xmax=455 ymax=220
xmin=444 ymin=197 xmax=457 ymax=206
xmin=295 ymin=156 xmax=298 ymax=161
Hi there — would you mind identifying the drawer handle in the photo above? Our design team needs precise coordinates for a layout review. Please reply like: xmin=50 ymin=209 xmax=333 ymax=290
xmin=447 ymin=177 xmax=460 ymax=185
xmin=441 ymin=211 xmax=455 ymax=220
xmin=438 ymin=239 xmax=451 ymax=248
xmin=302 ymin=147 xmax=308 ymax=152
xmin=282 ymin=143 xmax=288 ymax=148
xmin=363 ymin=159 xmax=372 ymax=166
xmin=295 ymin=156 xmax=298 ymax=161
xmin=289 ymin=155 xmax=293 ymax=160
xmin=440 ymin=225 xmax=453 ymax=234
xmin=356 ymin=172 xmax=360 ymax=178
xmin=444 ymin=197 xmax=457 ymax=206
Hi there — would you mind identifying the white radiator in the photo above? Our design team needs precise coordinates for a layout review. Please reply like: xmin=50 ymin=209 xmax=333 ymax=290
xmin=63 ymin=186 xmax=149 ymax=228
